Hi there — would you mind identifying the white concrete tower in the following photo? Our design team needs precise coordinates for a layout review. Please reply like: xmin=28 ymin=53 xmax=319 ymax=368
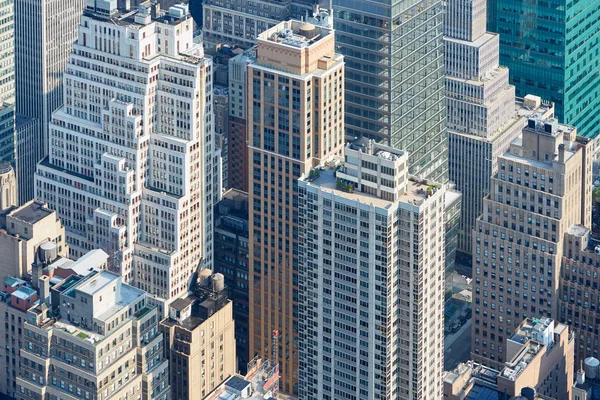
xmin=299 ymin=139 xmax=446 ymax=399
xmin=35 ymin=1 xmax=215 ymax=314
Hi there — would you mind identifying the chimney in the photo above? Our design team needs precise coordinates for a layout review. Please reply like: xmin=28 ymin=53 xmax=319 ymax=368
xmin=32 ymin=258 xmax=43 ymax=290
xmin=39 ymin=275 xmax=51 ymax=305
xmin=558 ymin=143 xmax=565 ymax=163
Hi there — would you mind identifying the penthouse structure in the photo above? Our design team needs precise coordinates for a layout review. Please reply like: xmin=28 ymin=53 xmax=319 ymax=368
xmin=16 ymin=269 xmax=170 ymax=400
xmin=471 ymin=116 xmax=593 ymax=369
xmin=35 ymin=1 xmax=216 ymax=313
xmin=299 ymin=139 xmax=446 ymax=399
xmin=247 ymin=17 xmax=344 ymax=393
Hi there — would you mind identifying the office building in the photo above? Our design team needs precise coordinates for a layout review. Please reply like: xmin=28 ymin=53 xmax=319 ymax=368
xmin=0 ymin=0 xmax=15 ymax=166
xmin=487 ymin=0 xmax=600 ymax=139
xmin=160 ymin=270 xmax=235 ymax=399
xmin=228 ymin=50 xmax=255 ymax=192
xmin=333 ymin=0 xmax=447 ymax=181
xmin=201 ymin=0 xmax=317 ymax=50
xmin=449 ymin=96 xmax=554 ymax=258
xmin=214 ymin=189 xmax=250 ymax=373
xmin=14 ymin=115 xmax=41 ymax=204
xmin=299 ymin=139 xmax=446 ymax=399
xmin=471 ymin=116 xmax=593 ymax=369
xmin=35 ymin=2 xmax=215 ymax=313
xmin=16 ymin=269 xmax=170 ymax=400
xmin=247 ymin=17 xmax=344 ymax=393
xmin=446 ymin=319 xmax=574 ymax=400
xmin=559 ymin=225 xmax=600 ymax=364
xmin=14 ymin=0 xmax=85 ymax=192
xmin=445 ymin=0 xmax=537 ymax=257
xmin=0 ymin=200 xmax=67 ymax=279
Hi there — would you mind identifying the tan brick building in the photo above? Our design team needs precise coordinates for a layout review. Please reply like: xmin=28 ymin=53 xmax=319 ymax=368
xmin=471 ymin=117 xmax=593 ymax=369
xmin=446 ymin=318 xmax=574 ymax=400
xmin=247 ymin=18 xmax=344 ymax=393
xmin=160 ymin=271 xmax=236 ymax=399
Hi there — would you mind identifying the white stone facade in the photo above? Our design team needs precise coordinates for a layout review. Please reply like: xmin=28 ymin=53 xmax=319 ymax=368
xmin=35 ymin=2 xmax=215 ymax=313
xmin=299 ymin=141 xmax=446 ymax=400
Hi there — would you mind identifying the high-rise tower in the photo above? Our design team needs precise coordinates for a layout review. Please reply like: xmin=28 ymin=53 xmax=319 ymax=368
xmin=299 ymin=140 xmax=446 ymax=399
xmin=0 ymin=0 xmax=15 ymax=167
xmin=487 ymin=0 xmax=600 ymax=139
xmin=14 ymin=0 xmax=85 ymax=199
xmin=35 ymin=1 xmax=215 ymax=314
xmin=444 ymin=0 xmax=554 ymax=258
xmin=247 ymin=16 xmax=344 ymax=393
xmin=333 ymin=0 xmax=447 ymax=181
xmin=471 ymin=117 xmax=592 ymax=369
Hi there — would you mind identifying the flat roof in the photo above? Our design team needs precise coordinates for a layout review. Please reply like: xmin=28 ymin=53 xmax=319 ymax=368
xmin=171 ymin=297 xmax=192 ymax=311
xmin=4 ymin=277 xmax=25 ymax=288
xmin=76 ymin=271 xmax=118 ymax=295
xmin=10 ymin=201 xmax=53 ymax=224
xmin=306 ymin=167 xmax=393 ymax=209
xmin=13 ymin=286 xmax=36 ymax=300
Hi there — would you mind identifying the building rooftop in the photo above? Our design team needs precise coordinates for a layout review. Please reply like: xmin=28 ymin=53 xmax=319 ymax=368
xmin=170 ymin=297 xmax=192 ymax=312
xmin=13 ymin=286 xmax=36 ymax=300
xmin=259 ymin=19 xmax=332 ymax=49
xmin=76 ymin=270 xmax=117 ymax=296
xmin=9 ymin=200 xmax=54 ymax=225
xmin=0 ymin=162 xmax=12 ymax=174
xmin=568 ymin=224 xmax=588 ymax=238
xmin=303 ymin=161 xmax=439 ymax=209
xmin=84 ymin=1 xmax=191 ymax=28
xmin=204 ymin=357 xmax=279 ymax=400
xmin=4 ymin=277 xmax=25 ymax=288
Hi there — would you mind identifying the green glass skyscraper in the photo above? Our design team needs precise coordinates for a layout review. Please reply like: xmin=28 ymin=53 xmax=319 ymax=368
xmin=488 ymin=0 xmax=600 ymax=138
xmin=333 ymin=0 xmax=448 ymax=182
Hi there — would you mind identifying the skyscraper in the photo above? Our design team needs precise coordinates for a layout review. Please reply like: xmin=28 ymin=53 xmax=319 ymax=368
xmin=228 ymin=50 xmax=255 ymax=192
xmin=487 ymin=0 xmax=600 ymax=139
xmin=299 ymin=139 xmax=446 ymax=399
xmin=333 ymin=0 xmax=447 ymax=181
xmin=247 ymin=17 xmax=344 ymax=393
xmin=35 ymin=2 xmax=215 ymax=314
xmin=0 ymin=0 xmax=15 ymax=167
xmin=471 ymin=116 xmax=592 ymax=369
xmin=444 ymin=0 xmax=555 ymax=257
xmin=14 ymin=0 xmax=85 ymax=197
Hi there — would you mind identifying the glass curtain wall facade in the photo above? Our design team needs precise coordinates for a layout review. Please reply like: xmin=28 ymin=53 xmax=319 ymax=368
xmin=489 ymin=0 xmax=600 ymax=138
xmin=333 ymin=0 xmax=447 ymax=182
